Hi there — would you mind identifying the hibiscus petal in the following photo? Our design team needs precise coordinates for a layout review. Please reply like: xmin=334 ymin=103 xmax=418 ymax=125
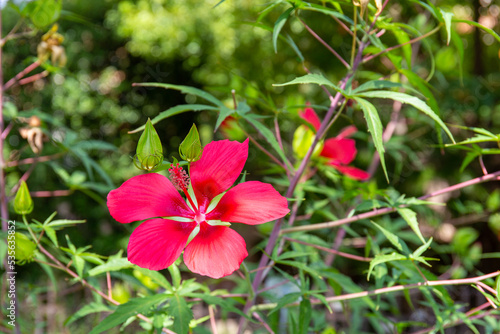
xmin=337 ymin=125 xmax=357 ymax=139
xmin=320 ymin=137 xmax=357 ymax=165
xmin=190 ymin=139 xmax=248 ymax=208
xmin=299 ymin=106 xmax=321 ymax=132
xmin=128 ymin=219 xmax=195 ymax=271
xmin=107 ymin=173 xmax=192 ymax=224
xmin=184 ymin=224 xmax=248 ymax=279
xmin=207 ymin=181 xmax=289 ymax=225
xmin=331 ymin=164 xmax=370 ymax=181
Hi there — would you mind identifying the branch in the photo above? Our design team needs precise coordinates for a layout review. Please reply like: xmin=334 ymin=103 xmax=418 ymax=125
xmin=4 ymin=60 xmax=41 ymax=90
xmin=281 ymin=169 xmax=500 ymax=234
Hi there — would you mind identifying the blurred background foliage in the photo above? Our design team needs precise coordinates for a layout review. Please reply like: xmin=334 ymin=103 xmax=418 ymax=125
xmin=1 ymin=0 xmax=500 ymax=332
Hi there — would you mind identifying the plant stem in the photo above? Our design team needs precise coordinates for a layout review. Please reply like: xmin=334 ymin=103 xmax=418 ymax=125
xmin=362 ymin=25 xmax=441 ymax=64
xmin=3 ymin=60 xmax=41 ymax=91
xmin=299 ymin=18 xmax=350 ymax=69
xmin=281 ymin=169 xmax=500 ymax=234
xmin=283 ymin=237 xmax=372 ymax=262
xmin=250 ymin=271 xmax=500 ymax=312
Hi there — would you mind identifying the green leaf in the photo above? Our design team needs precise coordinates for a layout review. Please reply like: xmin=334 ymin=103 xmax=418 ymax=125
xmin=135 ymin=82 xmax=223 ymax=106
xmin=130 ymin=104 xmax=219 ymax=133
xmin=412 ymin=237 xmax=433 ymax=258
xmin=46 ymin=219 xmax=86 ymax=228
xmin=25 ymin=0 xmax=62 ymax=28
xmin=187 ymin=293 xmax=251 ymax=320
xmin=440 ymin=9 xmax=454 ymax=45
xmin=273 ymin=7 xmax=294 ymax=53
xmin=64 ymin=302 xmax=114 ymax=326
xmin=298 ymin=298 xmax=312 ymax=334
xmin=496 ymin=275 xmax=500 ymax=304
xmin=269 ymin=292 xmax=302 ymax=315
xmin=273 ymin=73 xmax=344 ymax=94
xmin=88 ymin=294 xmax=168 ymax=334
xmin=358 ymin=90 xmax=455 ymax=143
xmin=134 ymin=267 xmax=173 ymax=292
xmin=44 ymin=226 xmax=58 ymax=247
xmin=453 ymin=19 xmax=500 ymax=44
xmin=354 ymin=97 xmax=388 ymax=181
xmin=169 ymin=294 xmax=193 ymax=334
xmin=370 ymin=221 xmax=406 ymax=253
xmin=88 ymin=258 xmax=134 ymax=276
xmin=397 ymin=208 xmax=426 ymax=244
xmin=243 ymin=115 xmax=289 ymax=169
xmin=352 ymin=80 xmax=403 ymax=94
xmin=367 ymin=253 xmax=407 ymax=280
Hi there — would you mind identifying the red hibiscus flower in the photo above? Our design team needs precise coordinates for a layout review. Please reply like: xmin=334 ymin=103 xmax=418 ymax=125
xmin=299 ymin=106 xmax=370 ymax=181
xmin=107 ymin=139 xmax=290 ymax=278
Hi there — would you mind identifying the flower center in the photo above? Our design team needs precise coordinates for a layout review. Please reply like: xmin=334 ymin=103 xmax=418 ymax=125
xmin=194 ymin=211 xmax=206 ymax=224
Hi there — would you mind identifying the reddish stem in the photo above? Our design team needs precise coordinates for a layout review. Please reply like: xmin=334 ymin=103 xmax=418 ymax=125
xmin=4 ymin=60 xmax=41 ymax=90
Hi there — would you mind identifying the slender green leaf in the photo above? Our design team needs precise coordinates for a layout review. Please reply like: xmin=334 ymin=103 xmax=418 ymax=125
xmin=273 ymin=73 xmax=344 ymax=94
xmin=358 ymin=91 xmax=455 ymax=143
xmin=244 ymin=115 xmax=289 ymax=169
xmin=88 ymin=294 xmax=168 ymax=334
xmin=397 ymin=208 xmax=426 ymax=244
xmin=352 ymin=80 xmax=402 ymax=94
xmin=367 ymin=253 xmax=407 ymax=280
xmin=354 ymin=97 xmax=388 ymax=181
xmin=134 ymin=267 xmax=173 ymax=292
xmin=440 ymin=9 xmax=454 ymax=45
xmin=412 ymin=237 xmax=433 ymax=258
xmin=273 ymin=7 xmax=294 ymax=53
xmin=370 ymin=221 xmax=406 ymax=253
xmin=269 ymin=292 xmax=302 ymax=315
xmin=130 ymin=104 xmax=219 ymax=133
xmin=453 ymin=19 xmax=500 ymax=43
xmin=64 ymin=302 xmax=114 ymax=326
xmin=134 ymin=83 xmax=224 ymax=106
xmin=88 ymin=258 xmax=134 ymax=276
xmin=298 ymin=298 xmax=312 ymax=334
xmin=169 ymin=294 xmax=193 ymax=334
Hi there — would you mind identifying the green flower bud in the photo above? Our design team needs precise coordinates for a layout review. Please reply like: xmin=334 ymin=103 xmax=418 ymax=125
xmin=292 ymin=125 xmax=324 ymax=159
xmin=14 ymin=181 xmax=34 ymax=215
xmin=179 ymin=124 xmax=203 ymax=163
xmin=15 ymin=233 xmax=37 ymax=265
xmin=134 ymin=118 xmax=163 ymax=171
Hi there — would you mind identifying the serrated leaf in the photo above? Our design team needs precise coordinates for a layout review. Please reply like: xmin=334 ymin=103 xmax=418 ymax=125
xmin=44 ymin=226 xmax=58 ymax=247
xmin=370 ymin=221 xmax=406 ymax=253
xmin=273 ymin=73 xmax=344 ymax=94
xmin=88 ymin=258 xmax=134 ymax=276
xmin=88 ymin=294 xmax=168 ymax=334
xmin=397 ymin=208 xmax=426 ymax=244
xmin=367 ymin=253 xmax=407 ymax=280
xmin=273 ymin=7 xmax=294 ymax=53
xmin=412 ymin=237 xmax=433 ymax=258
xmin=358 ymin=91 xmax=454 ymax=143
xmin=64 ymin=302 xmax=114 ymax=326
xmin=130 ymin=104 xmax=219 ymax=133
xmin=169 ymin=294 xmax=193 ymax=334
xmin=354 ymin=97 xmax=388 ymax=181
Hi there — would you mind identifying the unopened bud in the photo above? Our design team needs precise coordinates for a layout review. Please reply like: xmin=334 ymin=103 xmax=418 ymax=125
xmin=14 ymin=181 xmax=34 ymax=215
xmin=292 ymin=125 xmax=324 ymax=159
xmin=134 ymin=118 xmax=163 ymax=171
xmin=179 ymin=124 xmax=202 ymax=162
xmin=15 ymin=233 xmax=37 ymax=265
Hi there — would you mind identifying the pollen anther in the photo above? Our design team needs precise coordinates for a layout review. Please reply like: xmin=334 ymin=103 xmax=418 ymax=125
xmin=168 ymin=163 xmax=190 ymax=191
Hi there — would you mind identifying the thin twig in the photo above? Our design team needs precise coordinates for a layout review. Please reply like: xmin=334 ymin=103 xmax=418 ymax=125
xmin=281 ymin=169 xmax=500 ymax=234
xmin=253 ymin=312 xmax=275 ymax=334
xmin=6 ymin=153 xmax=64 ymax=167
xmin=18 ymin=70 xmax=49 ymax=86
xmin=106 ymin=272 xmax=112 ymax=299
xmin=242 ymin=129 xmax=288 ymax=171
xmin=209 ymin=306 xmax=218 ymax=334
xmin=284 ymin=237 xmax=372 ymax=262
xmin=4 ymin=60 xmax=41 ymax=90
xmin=31 ymin=190 xmax=73 ymax=197
xmin=362 ymin=25 xmax=441 ymax=64
xmin=299 ymin=18 xmax=350 ymax=69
